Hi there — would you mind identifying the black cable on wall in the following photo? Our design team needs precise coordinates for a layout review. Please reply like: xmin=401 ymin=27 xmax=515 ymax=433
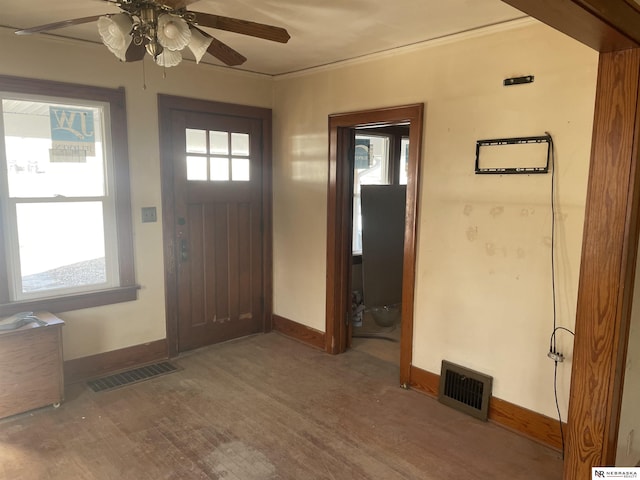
xmin=546 ymin=131 xmax=576 ymax=459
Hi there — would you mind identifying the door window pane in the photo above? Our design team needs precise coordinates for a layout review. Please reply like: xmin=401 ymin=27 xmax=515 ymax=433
xmin=210 ymin=156 xmax=230 ymax=181
xmin=186 ymin=156 xmax=208 ymax=181
xmin=16 ymin=202 xmax=106 ymax=294
xmin=185 ymin=129 xmax=252 ymax=183
xmin=186 ymin=129 xmax=207 ymax=154
xmin=232 ymin=158 xmax=250 ymax=181
xmin=210 ymin=131 xmax=228 ymax=155
xmin=231 ymin=133 xmax=249 ymax=156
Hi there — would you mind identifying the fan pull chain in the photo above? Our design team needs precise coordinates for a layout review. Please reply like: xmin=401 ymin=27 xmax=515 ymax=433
xmin=142 ymin=56 xmax=147 ymax=90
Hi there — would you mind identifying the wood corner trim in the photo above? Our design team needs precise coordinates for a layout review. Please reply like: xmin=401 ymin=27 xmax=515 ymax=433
xmin=408 ymin=363 xmax=440 ymax=397
xmin=272 ymin=314 xmax=326 ymax=351
xmin=64 ymin=338 xmax=168 ymax=384
xmin=409 ymin=365 xmax=564 ymax=451
xmin=490 ymin=397 xmax=564 ymax=451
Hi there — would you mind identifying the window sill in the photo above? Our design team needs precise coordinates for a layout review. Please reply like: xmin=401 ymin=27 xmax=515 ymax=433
xmin=0 ymin=285 xmax=140 ymax=317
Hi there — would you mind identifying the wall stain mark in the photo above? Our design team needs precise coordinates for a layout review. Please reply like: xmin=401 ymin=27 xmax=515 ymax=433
xmin=486 ymin=243 xmax=496 ymax=256
xmin=490 ymin=206 xmax=504 ymax=218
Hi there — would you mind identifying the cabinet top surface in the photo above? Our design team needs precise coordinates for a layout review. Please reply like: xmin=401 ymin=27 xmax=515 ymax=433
xmin=0 ymin=311 xmax=64 ymax=337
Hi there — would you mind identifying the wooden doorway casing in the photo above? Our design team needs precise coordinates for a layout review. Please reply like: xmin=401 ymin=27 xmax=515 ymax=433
xmin=158 ymin=95 xmax=273 ymax=358
xmin=326 ymin=104 xmax=423 ymax=385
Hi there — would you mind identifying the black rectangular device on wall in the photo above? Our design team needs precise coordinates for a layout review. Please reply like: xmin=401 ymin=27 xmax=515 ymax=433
xmin=475 ymin=134 xmax=551 ymax=175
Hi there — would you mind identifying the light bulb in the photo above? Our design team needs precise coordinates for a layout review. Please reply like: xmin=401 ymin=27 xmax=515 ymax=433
xmin=157 ymin=14 xmax=191 ymax=51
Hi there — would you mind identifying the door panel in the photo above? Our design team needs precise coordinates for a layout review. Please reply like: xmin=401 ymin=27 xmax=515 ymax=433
xmin=172 ymin=110 xmax=264 ymax=351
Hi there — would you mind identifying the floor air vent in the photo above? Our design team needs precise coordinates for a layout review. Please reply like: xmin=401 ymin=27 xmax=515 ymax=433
xmin=438 ymin=360 xmax=492 ymax=421
xmin=87 ymin=362 xmax=178 ymax=393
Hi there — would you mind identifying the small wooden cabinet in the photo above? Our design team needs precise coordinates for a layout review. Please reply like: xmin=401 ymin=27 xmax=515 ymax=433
xmin=0 ymin=312 xmax=64 ymax=419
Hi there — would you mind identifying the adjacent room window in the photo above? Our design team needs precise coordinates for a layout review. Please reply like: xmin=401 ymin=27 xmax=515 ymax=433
xmin=353 ymin=134 xmax=391 ymax=254
xmin=0 ymin=76 xmax=136 ymax=315
xmin=352 ymin=128 xmax=409 ymax=254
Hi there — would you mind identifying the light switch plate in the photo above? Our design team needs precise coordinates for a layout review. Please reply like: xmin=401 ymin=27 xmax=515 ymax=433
xmin=141 ymin=207 xmax=157 ymax=223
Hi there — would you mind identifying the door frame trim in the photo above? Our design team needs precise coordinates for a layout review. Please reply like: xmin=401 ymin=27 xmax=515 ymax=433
xmin=325 ymin=103 xmax=424 ymax=385
xmin=158 ymin=94 xmax=273 ymax=357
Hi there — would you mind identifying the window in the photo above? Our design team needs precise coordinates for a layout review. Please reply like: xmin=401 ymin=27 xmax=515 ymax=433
xmin=399 ymin=136 xmax=410 ymax=186
xmin=0 ymin=75 xmax=136 ymax=316
xmin=353 ymin=134 xmax=391 ymax=254
xmin=186 ymin=129 xmax=251 ymax=182
xmin=352 ymin=127 xmax=409 ymax=254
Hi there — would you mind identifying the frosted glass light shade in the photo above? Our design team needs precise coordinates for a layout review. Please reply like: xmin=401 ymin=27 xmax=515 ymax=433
xmin=97 ymin=14 xmax=133 ymax=62
xmin=157 ymin=14 xmax=191 ymax=51
xmin=188 ymin=28 xmax=213 ymax=63
xmin=187 ymin=27 xmax=213 ymax=64
xmin=155 ymin=49 xmax=182 ymax=67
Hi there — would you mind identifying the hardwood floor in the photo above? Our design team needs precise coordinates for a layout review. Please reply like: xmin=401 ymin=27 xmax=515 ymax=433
xmin=0 ymin=332 xmax=563 ymax=479
xmin=351 ymin=311 xmax=401 ymax=364
xmin=351 ymin=334 xmax=400 ymax=365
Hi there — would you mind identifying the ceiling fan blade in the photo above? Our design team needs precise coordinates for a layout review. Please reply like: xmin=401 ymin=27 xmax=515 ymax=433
xmin=206 ymin=36 xmax=247 ymax=66
xmin=125 ymin=42 xmax=147 ymax=62
xmin=162 ymin=0 xmax=200 ymax=9
xmin=190 ymin=12 xmax=290 ymax=43
xmin=15 ymin=15 xmax=105 ymax=35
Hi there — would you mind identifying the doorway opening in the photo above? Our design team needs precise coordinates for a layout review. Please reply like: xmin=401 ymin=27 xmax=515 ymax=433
xmin=350 ymin=126 xmax=409 ymax=364
xmin=325 ymin=104 xmax=424 ymax=385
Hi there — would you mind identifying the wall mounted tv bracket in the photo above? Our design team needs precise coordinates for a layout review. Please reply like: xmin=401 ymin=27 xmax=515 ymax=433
xmin=475 ymin=134 xmax=552 ymax=175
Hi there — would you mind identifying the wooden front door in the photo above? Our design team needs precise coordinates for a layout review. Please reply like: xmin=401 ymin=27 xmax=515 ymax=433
xmin=161 ymin=97 xmax=270 ymax=353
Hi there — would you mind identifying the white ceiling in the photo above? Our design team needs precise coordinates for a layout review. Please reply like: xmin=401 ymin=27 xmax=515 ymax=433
xmin=1 ymin=0 xmax=528 ymax=76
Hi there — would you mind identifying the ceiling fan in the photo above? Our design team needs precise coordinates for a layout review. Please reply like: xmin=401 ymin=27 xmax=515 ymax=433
xmin=15 ymin=0 xmax=291 ymax=68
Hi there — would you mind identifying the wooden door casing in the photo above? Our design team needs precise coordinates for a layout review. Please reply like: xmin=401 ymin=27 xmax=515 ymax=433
xmin=326 ymin=104 xmax=424 ymax=388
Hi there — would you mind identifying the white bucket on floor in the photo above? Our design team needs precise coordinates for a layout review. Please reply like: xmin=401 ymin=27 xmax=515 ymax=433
xmin=369 ymin=304 xmax=401 ymax=327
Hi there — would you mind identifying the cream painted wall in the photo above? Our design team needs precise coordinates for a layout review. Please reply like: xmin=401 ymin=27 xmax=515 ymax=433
xmin=0 ymin=27 xmax=273 ymax=360
xmin=272 ymin=20 xmax=598 ymax=419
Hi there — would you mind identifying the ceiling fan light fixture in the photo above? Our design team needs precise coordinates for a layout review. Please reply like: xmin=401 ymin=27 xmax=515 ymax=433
xmin=16 ymin=5 xmax=291 ymax=69
xmin=187 ymin=27 xmax=213 ymax=64
xmin=97 ymin=14 xmax=133 ymax=62
xmin=155 ymin=48 xmax=183 ymax=67
xmin=157 ymin=13 xmax=191 ymax=51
